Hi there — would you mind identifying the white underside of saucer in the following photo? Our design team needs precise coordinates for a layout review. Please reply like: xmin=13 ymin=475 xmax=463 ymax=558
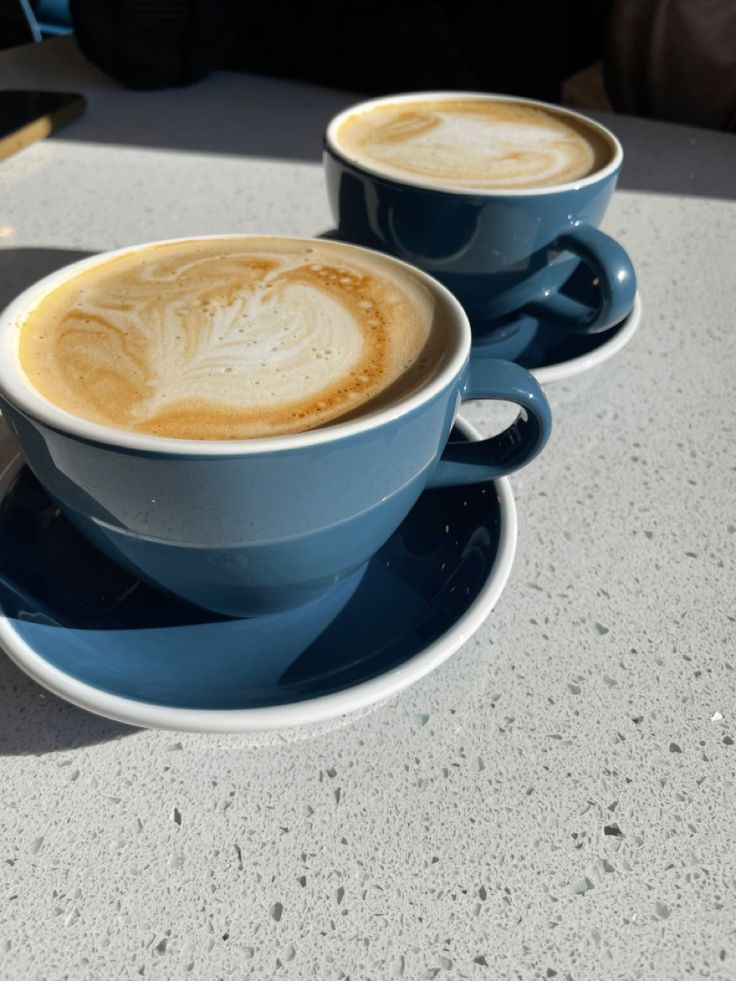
xmin=0 ymin=416 xmax=517 ymax=733
xmin=532 ymin=290 xmax=642 ymax=385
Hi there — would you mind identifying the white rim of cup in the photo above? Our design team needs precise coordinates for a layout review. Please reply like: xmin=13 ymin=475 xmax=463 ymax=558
xmin=0 ymin=235 xmax=471 ymax=456
xmin=325 ymin=91 xmax=623 ymax=196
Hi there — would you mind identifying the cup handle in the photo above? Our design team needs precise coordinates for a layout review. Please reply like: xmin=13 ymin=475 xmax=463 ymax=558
xmin=427 ymin=358 xmax=552 ymax=488
xmin=522 ymin=223 xmax=636 ymax=335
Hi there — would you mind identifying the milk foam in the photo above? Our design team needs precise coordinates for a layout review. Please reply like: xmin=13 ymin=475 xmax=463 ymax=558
xmin=336 ymin=99 xmax=611 ymax=190
xmin=19 ymin=239 xmax=439 ymax=439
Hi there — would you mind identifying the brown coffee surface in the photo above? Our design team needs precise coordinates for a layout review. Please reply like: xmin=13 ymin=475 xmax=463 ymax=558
xmin=336 ymin=98 xmax=612 ymax=190
xmin=18 ymin=238 xmax=443 ymax=439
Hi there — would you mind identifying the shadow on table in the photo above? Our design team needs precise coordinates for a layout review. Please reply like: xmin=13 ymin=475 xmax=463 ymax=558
xmin=590 ymin=112 xmax=736 ymax=201
xmin=0 ymin=246 xmax=95 ymax=310
xmin=0 ymin=657 xmax=136 ymax=756
xmin=0 ymin=245 xmax=137 ymax=755
xmin=5 ymin=38 xmax=736 ymax=198
xmin=4 ymin=36 xmax=351 ymax=164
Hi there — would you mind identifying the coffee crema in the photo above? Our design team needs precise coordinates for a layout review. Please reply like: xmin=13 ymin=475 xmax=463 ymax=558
xmin=18 ymin=238 xmax=441 ymax=440
xmin=335 ymin=98 xmax=612 ymax=190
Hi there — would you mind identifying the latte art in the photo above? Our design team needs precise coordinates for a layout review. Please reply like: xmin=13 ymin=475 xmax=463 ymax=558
xmin=336 ymin=99 xmax=611 ymax=190
xmin=18 ymin=238 xmax=439 ymax=439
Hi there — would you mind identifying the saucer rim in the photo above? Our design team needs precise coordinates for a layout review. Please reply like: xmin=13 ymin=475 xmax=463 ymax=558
xmin=532 ymin=290 xmax=642 ymax=385
xmin=0 ymin=416 xmax=517 ymax=733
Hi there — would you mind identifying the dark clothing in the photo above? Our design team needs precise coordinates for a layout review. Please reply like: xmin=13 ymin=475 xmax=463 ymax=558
xmin=604 ymin=0 xmax=736 ymax=132
xmin=69 ymin=0 xmax=609 ymax=102
xmin=68 ymin=0 xmax=235 ymax=90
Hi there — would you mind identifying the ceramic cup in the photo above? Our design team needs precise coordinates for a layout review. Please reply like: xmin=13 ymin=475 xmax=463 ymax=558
xmin=324 ymin=92 xmax=637 ymax=341
xmin=0 ymin=235 xmax=551 ymax=618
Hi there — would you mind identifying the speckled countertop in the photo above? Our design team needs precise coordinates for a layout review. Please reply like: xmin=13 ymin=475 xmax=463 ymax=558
xmin=1 ymin=36 xmax=735 ymax=981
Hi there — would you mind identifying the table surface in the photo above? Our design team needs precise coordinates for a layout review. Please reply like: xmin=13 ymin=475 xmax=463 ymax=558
xmin=1 ymin=36 xmax=735 ymax=981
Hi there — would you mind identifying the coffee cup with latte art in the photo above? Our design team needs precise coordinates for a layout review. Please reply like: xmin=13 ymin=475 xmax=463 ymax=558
xmin=324 ymin=93 xmax=636 ymax=341
xmin=0 ymin=235 xmax=551 ymax=617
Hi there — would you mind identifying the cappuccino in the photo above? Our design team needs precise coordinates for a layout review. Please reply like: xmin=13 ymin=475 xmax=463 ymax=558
xmin=18 ymin=238 xmax=442 ymax=440
xmin=335 ymin=97 xmax=611 ymax=191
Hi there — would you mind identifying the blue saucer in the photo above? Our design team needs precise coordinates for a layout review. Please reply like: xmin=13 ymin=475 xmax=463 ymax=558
xmin=0 ymin=421 xmax=517 ymax=731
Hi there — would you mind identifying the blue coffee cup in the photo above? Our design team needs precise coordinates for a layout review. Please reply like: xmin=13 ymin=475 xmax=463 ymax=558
xmin=324 ymin=92 xmax=636 ymax=339
xmin=0 ymin=236 xmax=551 ymax=618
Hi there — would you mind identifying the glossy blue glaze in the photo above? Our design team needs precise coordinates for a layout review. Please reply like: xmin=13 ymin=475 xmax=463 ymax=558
xmin=0 ymin=438 xmax=502 ymax=709
xmin=0 ymin=357 xmax=549 ymax=618
xmin=324 ymin=129 xmax=636 ymax=336
xmin=471 ymin=258 xmax=631 ymax=366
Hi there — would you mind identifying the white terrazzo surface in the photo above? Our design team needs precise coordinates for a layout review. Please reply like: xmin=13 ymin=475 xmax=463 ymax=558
xmin=1 ymin=37 xmax=736 ymax=981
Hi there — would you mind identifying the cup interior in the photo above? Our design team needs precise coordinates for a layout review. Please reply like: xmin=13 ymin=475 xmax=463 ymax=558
xmin=0 ymin=235 xmax=471 ymax=456
xmin=326 ymin=91 xmax=622 ymax=196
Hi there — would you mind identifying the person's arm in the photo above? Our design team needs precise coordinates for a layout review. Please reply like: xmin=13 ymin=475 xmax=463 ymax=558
xmin=69 ymin=0 xmax=240 ymax=89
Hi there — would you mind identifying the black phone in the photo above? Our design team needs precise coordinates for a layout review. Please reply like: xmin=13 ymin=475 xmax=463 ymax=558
xmin=0 ymin=90 xmax=86 ymax=162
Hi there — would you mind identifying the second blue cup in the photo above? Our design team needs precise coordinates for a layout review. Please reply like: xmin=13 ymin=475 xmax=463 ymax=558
xmin=324 ymin=92 xmax=636 ymax=341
